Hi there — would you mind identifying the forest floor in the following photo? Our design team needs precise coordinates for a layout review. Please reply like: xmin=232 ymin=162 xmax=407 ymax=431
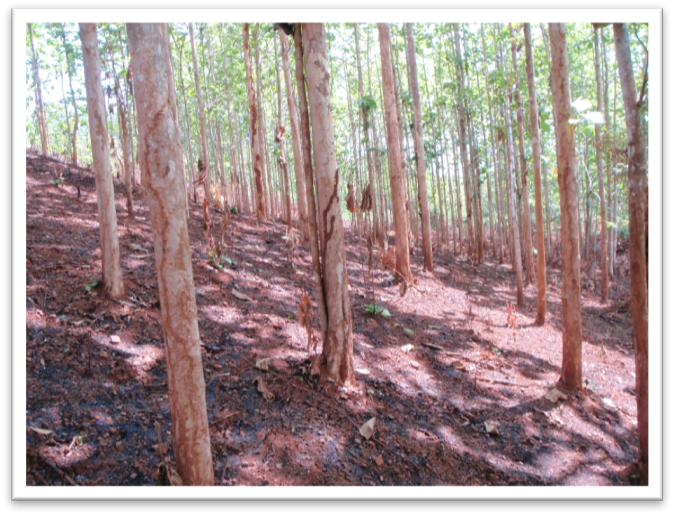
xmin=24 ymin=152 xmax=641 ymax=487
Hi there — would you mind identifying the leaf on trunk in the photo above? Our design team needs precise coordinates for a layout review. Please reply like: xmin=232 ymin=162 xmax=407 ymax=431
xmin=359 ymin=417 xmax=376 ymax=440
xmin=232 ymin=288 xmax=252 ymax=301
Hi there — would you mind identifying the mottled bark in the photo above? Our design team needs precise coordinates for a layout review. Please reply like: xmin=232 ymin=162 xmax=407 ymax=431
xmin=294 ymin=24 xmax=328 ymax=343
xmin=614 ymin=22 xmax=648 ymax=485
xmin=243 ymin=24 xmax=268 ymax=220
xmin=79 ymin=23 xmax=125 ymax=300
xmin=549 ymin=23 xmax=583 ymax=391
xmin=279 ymin=29 xmax=309 ymax=241
xmin=127 ymin=22 xmax=214 ymax=486
xmin=524 ymin=23 xmax=547 ymax=325
xmin=302 ymin=24 xmax=355 ymax=387
xmin=189 ymin=23 xmax=211 ymax=196
xmin=405 ymin=24 xmax=433 ymax=271
xmin=378 ymin=23 xmax=412 ymax=284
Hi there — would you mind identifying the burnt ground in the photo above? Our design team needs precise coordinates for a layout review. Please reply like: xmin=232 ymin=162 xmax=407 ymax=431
xmin=24 ymin=152 xmax=641 ymax=487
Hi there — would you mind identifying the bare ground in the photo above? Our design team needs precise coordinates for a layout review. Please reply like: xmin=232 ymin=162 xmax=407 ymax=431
xmin=24 ymin=153 xmax=640 ymax=487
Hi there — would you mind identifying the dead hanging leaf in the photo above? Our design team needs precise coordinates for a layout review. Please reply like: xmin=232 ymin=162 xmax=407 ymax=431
xmin=253 ymin=376 xmax=275 ymax=402
xmin=232 ymin=288 xmax=252 ymax=302
xmin=484 ymin=422 xmax=500 ymax=436
xmin=297 ymin=293 xmax=316 ymax=354
xmin=545 ymin=388 xmax=568 ymax=403
xmin=29 ymin=426 xmax=53 ymax=436
xmin=310 ymin=355 xmax=322 ymax=376
xmin=359 ymin=417 xmax=376 ymax=440
xmin=255 ymin=357 xmax=272 ymax=371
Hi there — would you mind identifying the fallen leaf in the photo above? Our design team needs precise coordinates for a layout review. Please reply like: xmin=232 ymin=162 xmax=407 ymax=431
xmin=400 ymin=344 xmax=414 ymax=353
xmin=110 ymin=335 xmax=121 ymax=344
xmin=128 ymin=253 xmax=152 ymax=259
xmin=255 ymin=357 xmax=271 ymax=371
xmin=452 ymin=361 xmax=466 ymax=371
xmin=373 ymin=455 xmax=384 ymax=467
xmin=71 ymin=319 xmax=86 ymax=327
xmin=29 ymin=427 xmax=53 ymax=436
xmin=253 ymin=376 xmax=274 ymax=402
xmin=409 ymin=361 xmax=419 ymax=369
xmin=484 ymin=422 xmax=500 ymax=436
xmin=359 ymin=417 xmax=376 ymax=440
xmin=355 ymin=368 xmax=370 ymax=375
xmin=403 ymin=327 xmax=414 ymax=336
xmin=232 ymin=288 xmax=252 ymax=301
xmin=545 ymin=388 xmax=568 ymax=403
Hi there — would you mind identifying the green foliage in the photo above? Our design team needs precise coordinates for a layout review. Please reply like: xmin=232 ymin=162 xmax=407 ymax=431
xmin=364 ymin=304 xmax=391 ymax=318
xmin=84 ymin=279 xmax=99 ymax=292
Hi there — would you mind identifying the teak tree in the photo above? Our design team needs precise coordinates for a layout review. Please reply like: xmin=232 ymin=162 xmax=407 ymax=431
xmin=189 ymin=23 xmax=211 ymax=198
xmin=378 ymin=23 xmax=412 ymax=285
xmin=302 ymin=23 xmax=355 ymax=387
xmin=549 ymin=23 xmax=583 ymax=391
xmin=127 ymin=22 xmax=214 ymax=486
xmin=614 ymin=22 xmax=648 ymax=485
xmin=79 ymin=23 xmax=125 ymax=300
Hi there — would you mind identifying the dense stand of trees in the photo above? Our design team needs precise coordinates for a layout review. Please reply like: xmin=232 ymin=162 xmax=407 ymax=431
xmin=25 ymin=21 xmax=650 ymax=485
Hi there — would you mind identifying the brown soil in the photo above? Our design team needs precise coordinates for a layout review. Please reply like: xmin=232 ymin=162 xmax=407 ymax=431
xmin=25 ymin=152 xmax=640 ymax=487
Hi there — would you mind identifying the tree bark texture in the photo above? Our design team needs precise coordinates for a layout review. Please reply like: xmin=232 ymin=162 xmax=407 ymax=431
xmin=189 ymin=23 xmax=211 ymax=197
xmin=127 ymin=22 xmax=214 ymax=486
xmin=302 ymin=23 xmax=355 ymax=387
xmin=549 ymin=23 xmax=583 ymax=391
xmin=79 ymin=23 xmax=125 ymax=300
xmin=29 ymin=23 xmax=49 ymax=157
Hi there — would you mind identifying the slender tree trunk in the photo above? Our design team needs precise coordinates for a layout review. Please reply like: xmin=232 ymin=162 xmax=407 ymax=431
xmin=174 ymin=34 xmax=197 ymax=203
xmin=524 ymin=23 xmax=547 ymax=325
xmin=549 ymin=23 xmax=583 ymax=391
xmin=378 ymin=23 xmax=412 ymax=284
xmin=243 ymin=23 xmax=268 ymax=221
xmin=29 ymin=23 xmax=48 ymax=157
xmin=592 ymin=27 xmax=609 ymax=303
xmin=510 ymin=24 xmax=534 ymax=284
xmin=79 ymin=23 xmax=125 ymax=300
xmin=404 ymin=24 xmax=433 ymax=271
xmin=614 ymin=22 xmax=648 ymax=485
xmin=354 ymin=24 xmax=379 ymax=242
xmin=294 ymin=24 xmax=329 ymax=343
xmin=127 ymin=23 xmax=214 ymax=486
xmin=274 ymin=35 xmax=292 ymax=230
xmin=189 ymin=23 xmax=211 ymax=198
xmin=60 ymin=24 xmax=79 ymax=166
xmin=279 ymin=29 xmax=309 ymax=241
xmin=301 ymin=24 xmax=355 ymax=387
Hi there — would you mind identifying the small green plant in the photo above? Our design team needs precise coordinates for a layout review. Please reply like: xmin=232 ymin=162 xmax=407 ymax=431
xmin=365 ymin=304 xmax=391 ymax=318
xmin=50 ymin=179 xmax=61 ymax=187
xmin=229 ymin=206 xmax=239 ymax=214
xmin=403 ymin=327 xmax=414 ymax=336
xmin=84 ymin=279 xmax=99 ymax=292
xmin=429 ymin=325 xmax=441 ymax=330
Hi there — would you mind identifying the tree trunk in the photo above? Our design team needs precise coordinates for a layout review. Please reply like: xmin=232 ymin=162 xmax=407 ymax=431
xmin=29 ymin=23 xmax=49 ymax=157
xmin=294 ymin=24 xmax=329 ymax=343
xmin=524 ymin=23 xmax=547 ymax=325
xmin=60 ymin=24 xmax=79 ymax=166
xmin=510 ymin=24 xmax=534 ymax=284
xmin=127 ymin=23 xmax=214 ymax=486
xmin=189 ymin=23 xmax=211 ymax=198
xmin=614 ymin=22 xmax=648 ymax=485
xmin=274 ymin=35 xmax=292 ymax=230
xmin=592 ymin=27 xmax=609 ymax=303
xmin=549 ymin=23 xmax=583 ymax=391
xmin=243 ymin=23 xmax=268 ymax=221
xmin=279 ymin=29 xmax=309 ymax=241
xmin=302 ymin=24 xmax=355 ymax=387
xmin=404 ymin=24 xmax=433 ymax=271
xmin=79 ymin=23 xmax=125 ymax=300
xmin=378 ymin=23 xmax=412 ymax=284
xmin=174 ymin=33 xmax=197 ymax=203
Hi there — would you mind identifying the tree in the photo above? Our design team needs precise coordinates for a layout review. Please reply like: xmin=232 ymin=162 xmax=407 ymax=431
xmin=405 ymin=23 xmax=433 ymax=272
xmin=279 ymin=28 xmax=309 ymax=242
xmin=302 ymin=23 xmax=355 ymax=387
xmin=378 ymin=23 xmax=412 ymax=285
xmin=28 ymin=23 xmax=49 ymax=157
xmin=189 ymin=23 xmax=211 ymax=198
xmin=614 ymin=22 xmax=648 ymax=485
xmin=59 ymin=23 xmax=79 ymax=166
xmin=549 ymin=23 xmax=582 ymax=391
xmin=126 ymin=22 xmax=214 ymax=486
xmin=243 ymin=23 xmax=268 ymax=221
xmin=79 ymin=23 xmax=125 ymax=300
xmin=523 ymin=23 xmax=547 ymax=325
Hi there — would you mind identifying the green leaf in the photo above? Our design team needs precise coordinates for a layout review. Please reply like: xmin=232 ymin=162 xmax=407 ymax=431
xmin=84 ymin=280 xmax=99 ymax=292
xmin=404 ymin=327 xmax=414 ymax=336
xmin=429 ymin=325 xmax=441 ymax=330
xmin=222 ymin=257 xmax=233 ymax=266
